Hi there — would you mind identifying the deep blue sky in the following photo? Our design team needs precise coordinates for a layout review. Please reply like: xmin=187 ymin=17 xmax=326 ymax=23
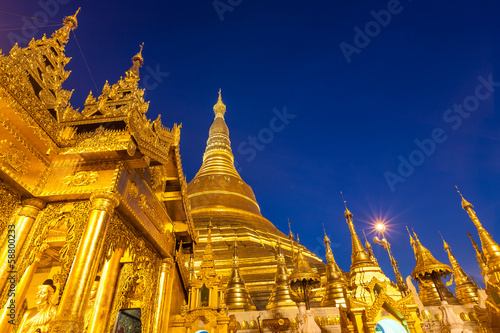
xmin=2 ymin=0 xmax=499 ymax=288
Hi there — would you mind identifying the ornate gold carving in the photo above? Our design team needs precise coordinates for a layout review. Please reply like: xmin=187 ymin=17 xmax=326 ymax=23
xmin=0 ymin=140 xmax=29 ymax=173
xmin=128 ymin=181 xmax=139 ymax=199
xmin=0 ymin=179 xmax=21 ymax=232
xmin=61 ymin=126 xmax=128 ymax=154
xmin=139 ymin=194 xmax=164 ymax=232
xmin=127 ymin=139 xmax=137 ymax=156
xmin=44 ymin=202 xmax=91 ymax=297
xmin=62 ymin=171 xmax=99 ymax=187
xmin=104 ymin=214 xmax=161 ymax=333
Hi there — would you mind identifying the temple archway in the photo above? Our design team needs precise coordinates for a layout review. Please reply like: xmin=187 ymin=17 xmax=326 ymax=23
xmin=375 ymin=318 xmax=408 ymax=333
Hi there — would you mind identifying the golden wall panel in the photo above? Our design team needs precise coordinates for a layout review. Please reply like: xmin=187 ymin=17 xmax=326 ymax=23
xmin=0 ymin=122 xmax=49 ymax=194
xmin=40 ymin=161 xmax=121 ymax=198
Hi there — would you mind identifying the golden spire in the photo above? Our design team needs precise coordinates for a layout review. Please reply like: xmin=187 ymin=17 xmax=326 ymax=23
xmin=288 ymin=247 xmax=321 ymax=309
xmin=288 ymin=218 xmax=295 ymax=240
xmin=341 ymin=192 xmax=372 ymax=269
xmin=363 ymin=229 xmax=378 ymax=265
xmin=288 ymin=218 xmax=295 ymax=262
xmin=190 ymin=90 xmax=246 ymax=183
xmin=224 ymin=240 xmax=257 ymax=311
xmin=410 ymin=230 xmax=458 ymax=306
xmin=441 ymin=234 xmax=479 ymax=305
xmin=200 ymin=221 xmax=216 ymax=278
xmin=266 ymin=240 xmax=297 ymax=309
xmin=456 ymin=186 xmax=500 ymax=267
xmin=321 ymin=228 xmax=346 ymax=307
xmin=467 ymin=231 xmax=488 ymax=275
xmin=127 ymin=43 xmax=144 ymax=80
xmin=213 ymin=89 xmax=226 ymax=118
xmin=411 ymin=231 xmax=452 ymax=279
xmin=58 ymin=7 xmax=80 ymax=39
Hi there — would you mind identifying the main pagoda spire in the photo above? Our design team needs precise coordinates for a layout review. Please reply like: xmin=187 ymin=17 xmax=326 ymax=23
xmin=194 ymin=90 xmax=241 ymax=179
xmin=188 ymin=90 xmax=266 ymax=217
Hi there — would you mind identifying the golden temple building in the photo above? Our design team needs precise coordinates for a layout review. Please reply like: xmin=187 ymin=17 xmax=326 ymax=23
xmin=0 ymin=9 xmax=500 ymax=333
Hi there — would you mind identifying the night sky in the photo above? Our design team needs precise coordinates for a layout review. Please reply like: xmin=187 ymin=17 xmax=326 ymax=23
xmin=1 ymin=0 xmax=499 ymax=289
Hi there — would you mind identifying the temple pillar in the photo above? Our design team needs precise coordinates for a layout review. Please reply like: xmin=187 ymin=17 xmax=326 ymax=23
xmin=0 ymin=243 xmax=47 ymax=333
xmin=0 ymin=198 xmax=45 ymax=293
xmin=152 ymin=258 xmax=174 ymax=332
xmin=88 ymin=245 xmax=125 ymax=333
xmin=365 ymin=322 xmax=377 ymax=333
xmin=50 ymin=192 xmax=120 ymax=332
xmin=351 ymin=309 xmax=365 ymax=333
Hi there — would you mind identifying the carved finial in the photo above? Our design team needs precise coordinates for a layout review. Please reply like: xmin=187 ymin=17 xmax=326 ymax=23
xmin=341 ymin=191 xmax=352 ymax=218
xmin=412 ymin=228 xmax=418 ymax=241
xmin=133 ymin=42 xmax=144 ymax=63
xmin=323 ymin=223 xmax=330 ymax=244
xmin=233 ymin=239 xmax=238 ymax=266
xmin=406 ymin=226 xmax=415 ymax=247
xmin=126 ymin=43 xmax=144 ymax=80
xmin=456 ymin=185 xmax=474 ymax=210
xmin=132 ymin=43 xmax=144 ymax=65
xmin=288 ymin=218 xmax=294 ymax=240
xmin=63 ymin=7 xmax=80 ymax=30
xmin=439 ymin=231 xmax=450 ymax=250
xmin=213 ymin=88 xmax=226 ymax=118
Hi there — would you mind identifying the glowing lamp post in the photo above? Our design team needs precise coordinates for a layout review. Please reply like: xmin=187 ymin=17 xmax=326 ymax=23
xmin=373 ymin=222 xmax=409 ymax=296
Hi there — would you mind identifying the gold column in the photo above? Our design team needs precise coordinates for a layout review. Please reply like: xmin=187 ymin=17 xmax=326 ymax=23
xmin=162 ymin=258 xmax=177 ymax=332
xmin=0 ymin=198 xmax=45 ymax=293
xmin=151 ymin=258 xmax=174 ymax=332
xmin=0 ymin=243 xmax=47 ymax=333
xmin=50 ymin=192 xmax=120 ymax=332
xmin=88 ymin=246 xmax=125 ymax=333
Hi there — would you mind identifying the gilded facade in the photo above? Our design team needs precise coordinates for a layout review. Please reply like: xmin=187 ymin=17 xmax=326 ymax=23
xmin=0 ymin=9 xmax=499 ymax=333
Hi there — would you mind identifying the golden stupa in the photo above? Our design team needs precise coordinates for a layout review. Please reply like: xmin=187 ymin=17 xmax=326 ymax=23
xmin=186 ymin=90 xmax=325 ymax=309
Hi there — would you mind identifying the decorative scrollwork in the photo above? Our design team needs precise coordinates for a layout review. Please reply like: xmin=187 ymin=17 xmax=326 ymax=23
xmin=0 ymin=140 xmax=30 ymax=173
xmin=62 ymin=171 xmax=99 ymax=187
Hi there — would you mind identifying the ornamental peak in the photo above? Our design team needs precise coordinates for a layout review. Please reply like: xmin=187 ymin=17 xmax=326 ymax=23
xmin=440 ymin=231 xmax=450 ymax=251
xmin=63 ymin=7 xmax=80 ymax=31
xmin=127 ymin=43 xmax=144 ymax=80
xmin=323 ymin=226 xmax=330 ymax=245
xmin=213 ymin=88 xmax=226 ymax=118
xmin=341 ymin=191 xmax=352 ymax=218
xmin=456 ymin=185 xmax=473 ymax=210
